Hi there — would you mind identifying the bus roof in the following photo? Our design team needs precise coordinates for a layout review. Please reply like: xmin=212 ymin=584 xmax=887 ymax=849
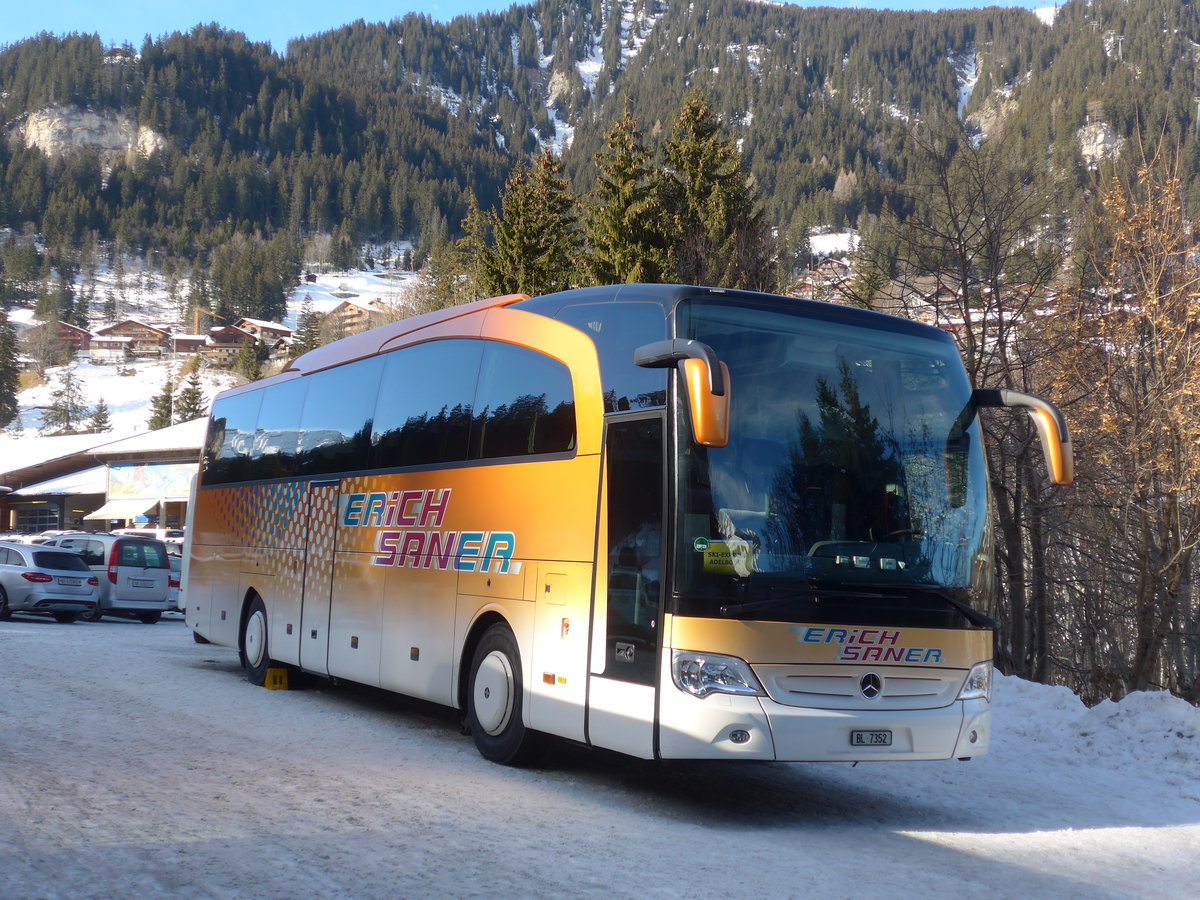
xmin=282 ymin=292 xmax=530 ymax=378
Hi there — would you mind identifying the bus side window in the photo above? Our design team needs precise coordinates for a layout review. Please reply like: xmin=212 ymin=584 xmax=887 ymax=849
xmin=297 ymin=356 xmax=383 ymax=476
xmin=471 ymin=344 xmax=576 ymax=460
xmin=204 ymin=391 xmax=264 ymax=485
xmin=371 ymin=341 xmax=481 ymax=469
xmin=252 ymin=378 xmax=307 ymax=479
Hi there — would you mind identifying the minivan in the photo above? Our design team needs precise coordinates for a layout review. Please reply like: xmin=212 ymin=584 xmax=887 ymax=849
xmin=40 ymin=534 xmax=173 ymax=624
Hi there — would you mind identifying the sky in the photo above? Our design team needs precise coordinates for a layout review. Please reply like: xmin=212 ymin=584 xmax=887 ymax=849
xmin=1 ymin=0 xmax=1054 ymax=55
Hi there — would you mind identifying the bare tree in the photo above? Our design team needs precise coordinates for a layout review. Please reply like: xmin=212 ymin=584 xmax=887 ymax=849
xmin=862 ymin=113 xmax=1071 ymax=680
xmin=1054 ymin=150 xmax=1200 ymax=701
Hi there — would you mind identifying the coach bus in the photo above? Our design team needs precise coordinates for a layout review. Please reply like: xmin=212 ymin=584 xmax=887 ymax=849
xmin=185 ymin=284 xmax=1072 ymax=764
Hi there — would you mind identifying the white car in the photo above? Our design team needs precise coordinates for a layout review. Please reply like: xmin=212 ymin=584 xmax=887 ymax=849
xmin=0 ymin=541 xmax=100 ymax=623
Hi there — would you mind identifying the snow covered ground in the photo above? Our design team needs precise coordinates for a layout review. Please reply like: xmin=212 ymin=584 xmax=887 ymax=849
xmin=0 ymin=617 xmax=1196 ymax=899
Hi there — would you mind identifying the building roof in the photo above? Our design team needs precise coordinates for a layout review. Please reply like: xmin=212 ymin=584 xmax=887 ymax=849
xmin=13 ymin=464 xmax=108 ymax=496
xmin=237 ymin=317 xmax=293 ymax=333
xmin=94 ymin=319 xmax=171 ymax=337
xmin=89 ymin=418 xmax=207 ymax=462
xmin=0 ymin=431 xmax=136 ymax=479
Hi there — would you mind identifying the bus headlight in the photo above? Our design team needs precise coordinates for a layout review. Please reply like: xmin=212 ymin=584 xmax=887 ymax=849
xmin=672 ymin=650 xmax=766 ymax=699
xmin=957 ymin=661 xmax=992 ymax=702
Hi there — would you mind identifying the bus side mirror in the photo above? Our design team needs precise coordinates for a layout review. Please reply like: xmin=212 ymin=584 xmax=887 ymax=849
xmin=973 ymin=388 xmax=1074 ymax=485
xmin=634 ymin=339 xmax=731 ymax=448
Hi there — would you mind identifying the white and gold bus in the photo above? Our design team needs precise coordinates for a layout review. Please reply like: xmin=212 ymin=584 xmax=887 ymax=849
xmin=186 ymin=284 xmax=1072 ymax=764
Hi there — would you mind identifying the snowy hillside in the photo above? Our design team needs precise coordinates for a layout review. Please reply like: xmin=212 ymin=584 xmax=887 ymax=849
xmin=8 ymin=266 xmax=419 ymax=436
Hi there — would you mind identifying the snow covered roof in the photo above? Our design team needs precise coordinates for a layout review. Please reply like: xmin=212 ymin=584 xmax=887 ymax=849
xmin=0 ymin=431 xmax=138 ymax=478
xmin=94 ymin=319 xmax=170 ymax=336
xmin=90 ymin=417 xmax=207 ymax=457
xmin=12 ymin=464 xmax=108 ymax=496
xmin=237 ymin=317 xmax=292 ymax=333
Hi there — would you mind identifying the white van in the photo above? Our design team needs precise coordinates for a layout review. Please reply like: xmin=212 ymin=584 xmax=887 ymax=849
xmin=39 ymin=533 xmax=173 ymax=624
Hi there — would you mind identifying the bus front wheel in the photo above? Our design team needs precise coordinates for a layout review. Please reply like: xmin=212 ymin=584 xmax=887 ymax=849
xmin=240 ymin=596 xmax=273 ymax=686
xmin=467 ymin=623 xmax=540 ymax=765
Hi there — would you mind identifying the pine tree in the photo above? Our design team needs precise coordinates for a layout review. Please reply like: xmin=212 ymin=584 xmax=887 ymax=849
xmin=410 ymin=233 xmax=468 ymax=314
xmin=42 ymin=366 xmax=90 ymax=435
xmin=87 ymin=398 xmax=112 ymax=433
xmin=234 ymin=340 xmax=261 ymax=382
xmin=147 ymin=370 xmax=175 ymax=430
xmin=662 ymin=89 xmax=776 ymax=291
xmin=174 ymin=369 xmax=207 ymax=423
xmin=0 ymin=310 xmax=20 ymax=428
xmin=456 ymin=191 xmax=491 ymax=300
xmin=583 ymin=111 xmax=673 ymax=285
xmin=481 ymin=149 xmax=581 ymax=297
xmin=289 ymin=295 xmax=323 ymax=358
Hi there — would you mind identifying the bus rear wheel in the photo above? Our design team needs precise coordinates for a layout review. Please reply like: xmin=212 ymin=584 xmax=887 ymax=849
xmin=240 ymin=596 xmax=273 ymax=686
xmin=467 ymin=623 xmax=540 ymax=765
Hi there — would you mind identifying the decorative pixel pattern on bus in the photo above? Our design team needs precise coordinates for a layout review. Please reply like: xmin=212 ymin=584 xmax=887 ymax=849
xmin=212 ymin=481 xmax=307 ymax=548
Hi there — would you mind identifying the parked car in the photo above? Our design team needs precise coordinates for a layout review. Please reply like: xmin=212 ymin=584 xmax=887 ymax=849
xmin=110 ymin=527 xmax=185 ymax=547
xmin=38 ymin=533 xmax=173 ymax=624
xmin=0 ymin=541 xmax=100 ymax=623
xmin=167 ymin=554 xmax=182 ymax=612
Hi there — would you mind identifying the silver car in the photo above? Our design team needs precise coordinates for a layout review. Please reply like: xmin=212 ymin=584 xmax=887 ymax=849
xmin=0 ymin=541 xmax=100 ymax=623
xmin=40 ymin=534 xmax=172 ymax=624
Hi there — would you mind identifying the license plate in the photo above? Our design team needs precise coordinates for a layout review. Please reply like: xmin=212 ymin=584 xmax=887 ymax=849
xmin=58 ymin=577 xmax=82 ymax=586
xmin=130 ymin=578 xmax=155 ymax=588
xmin=850 ymin=730 xmax=892 ymax=747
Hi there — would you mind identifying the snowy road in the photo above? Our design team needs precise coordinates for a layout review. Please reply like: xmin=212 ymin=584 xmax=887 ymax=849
xmin=1 ymin=616 xmax=1197 ymax=899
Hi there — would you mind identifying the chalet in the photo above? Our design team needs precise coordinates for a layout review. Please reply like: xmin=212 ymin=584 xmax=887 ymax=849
xmin=169 ymin=334 xmax=207 ymax=355
xmin=325 ymin=300 xmax=382 ymax=336
xmin=55 ymin=321 xmax=92 ymax=354
xmin=202 ymin=325 xmax=256 ymax=362
xmin=88 ymin=334 xmax=133 ymax=363
xmin=235 ymin=317 xmax=293 ymax=342
xmin=93 ymin=320 xmax=171 ymax=356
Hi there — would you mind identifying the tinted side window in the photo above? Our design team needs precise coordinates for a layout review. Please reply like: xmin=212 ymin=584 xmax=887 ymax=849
xmin=554 ymin=301 xmax=668 ymax=412
xmin=298 ymin=356 xmax=383 ymax=476
xmin=371 ymin=341 xmax=481 ymax=468
xmin=0 ymin=547 xmax=13 ymax=565
xmin=471 ymin=343 xmax=576 ymax=460
xmin=59 ymin=537 xmax=104 ymax=565
xmin=33 ymin=551 xmax=89 ymax=571
xmin=204 ymin=390 xmax=264 ymax=485
xmin=118 ymin=540 xmax=168 ymax=569
xmin=252 ymin=378 xmax=307 ymax=479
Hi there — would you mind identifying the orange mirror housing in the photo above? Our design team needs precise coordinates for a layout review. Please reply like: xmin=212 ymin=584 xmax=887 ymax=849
xmin=681 ymin=358 xmax=730 ymax=448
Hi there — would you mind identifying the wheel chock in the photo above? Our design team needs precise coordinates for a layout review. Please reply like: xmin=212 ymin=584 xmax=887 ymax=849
xmin=264 ymin=667 xmax=290 ymax=690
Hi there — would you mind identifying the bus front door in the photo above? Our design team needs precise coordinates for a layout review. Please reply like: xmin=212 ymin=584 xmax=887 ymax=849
xmin=298 ymin=479 xmax=339 ymax=675
xmin=587 ymin=417 xmax=663 ymax=759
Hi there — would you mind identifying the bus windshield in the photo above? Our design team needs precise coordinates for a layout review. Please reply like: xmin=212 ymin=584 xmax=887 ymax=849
xmin=674 ymin=298 xmax=994 ymax=629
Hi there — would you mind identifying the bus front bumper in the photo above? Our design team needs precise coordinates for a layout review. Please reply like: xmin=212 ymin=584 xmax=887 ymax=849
xmin=657 ymin=690 xmax=990 ymax=762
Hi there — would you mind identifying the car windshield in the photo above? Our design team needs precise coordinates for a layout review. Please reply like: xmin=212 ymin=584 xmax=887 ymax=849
xmin=673 ymin=299 xmax=993 ymax=628
xmin=33 ymin=551 xmax=90 ymax=572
